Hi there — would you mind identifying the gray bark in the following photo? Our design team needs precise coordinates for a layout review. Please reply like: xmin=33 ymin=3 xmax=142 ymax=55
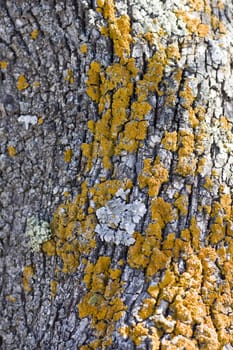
xmin=1 ymin=1 xmax=233 ymax=349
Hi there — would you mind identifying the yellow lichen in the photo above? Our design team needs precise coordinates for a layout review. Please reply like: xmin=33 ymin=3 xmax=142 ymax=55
xmin=0 ymin=61 xmax=8 ymax=69
xmin=7 ymin=145 xmax=16 ymax=157
xmin=38 ymin=117 xmax=44 ymax=125
xmin=84 ymin=2 xmax=177 ymax=170
xmin=166 ymin=43 xmax=181 ymax=61
xmin=211 ymin=16 xmax=227 ymax=34
xmin=22 ymin=265 xmax=34 ymax=293
xmin=33 ymin=81 xmax=40 ymax=88
xmin=136 ymin=48 xmax=167 ymax=98
xmin=197 ymin=157 xmax=206 ymax=174
xmin=176 ymin=11 xmax=201 ymax=35
xmin=64 ymin=148 xmax=73 ymax=163
xmin=80 ymin=43 xmax=88 ymax=54
xmin=6 ymin=295 xmax=16 ymax=303
xmin=64 ymin=68 xmax=74 ymax=84
xmin=50 ymin=280 xmax=57 ymax=298
xmin=42 ymin=239 xmax=56 ymax=256
xmin=217 ymin=0 xmax=224 ymax=9
xmin=30 ymin=29 xmax=39 ymax=39
xmin=180 ymin=228 xmax=191 ymax=242
xmin=204 ymin=176 xmax=213 ymax=190
xmin=97 ymin=0 xmax=105 ymax=7
xmin=109 ymin=14 xmax=132 ymax=63
xmin=17 ymin=74 xmax=29 ymax=91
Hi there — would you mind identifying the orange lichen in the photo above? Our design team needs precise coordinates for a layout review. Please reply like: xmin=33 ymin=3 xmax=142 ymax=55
xmin=108 ymin=14 xmax=132 ymax=63
xmin=180 ymin=79 xmax=195 ymax=109
xmin=89 ymin=179 xmax=131 ymax=209
xmin=64 ymin=148 xmax=73 ymax=163
xmin=38 ymin=1 xmax=233 ymax=348
xmin=211 ymin=16 xmax=227 ymax=34
xmin=98 ymin=0 xmax=132 ymax=63
xmin=86 ymin=61 xmax=101 ymax=103
xmin=138 ymin=157 xmax=169 ymax=196
xmin=116 ymin=120 xmax=148 ymax=153
xmin=7 ymin=145 xmax=16 ymax=157
xmin=126 ymin=323 xmax=149 ymax=346
xmin=17 ymin=74 xmax=29 ymax=91
xmin=144 ymin=31 xmax=154 ymax=44
xmin=166 ymin=43 xmax=181 ymax=61
xmin=78 ymin=255 xmax=127 ymax=348
xmin=177 ymin=130 xmax=197 ymax=176
xmin=22 ymin=265 xmax=34 ymax=293
xmin=147 ymin=248 xmax=171 ymax=276
xmin=174 ymin=194 xmax=188 ymax=215
xmin=84 ymin=55 xmax=152 ymax=168
xmin=151 ymin=198 xmax=175 ymax=226
xmin=217 ymin=0 xmax=225 ymax=9
xmin=176 ymin=11 xmax=201 ymax=35
xmin=190 ymin=216 xmax=200 ymax=251
xmin=127 ymin=232 xmax=149 ymax=269
xmin=43 ymin=181 xmax=96 ymax=273
xmin=128 ymin=198 xmax=175 ymax=278
xmin=136 ymin=48 xmax=167 ymax=98
xmin=121 ymin=323 xmax=160 ymax=348
xmin=197 ymin=23 xmax=210 ymax=37
xmin=161 ymin=131 xmax=178 ymax=152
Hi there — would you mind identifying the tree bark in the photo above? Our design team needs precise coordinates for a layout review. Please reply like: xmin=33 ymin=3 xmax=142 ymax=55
xmin=1 ymin=0 xmax=233 ymax=349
